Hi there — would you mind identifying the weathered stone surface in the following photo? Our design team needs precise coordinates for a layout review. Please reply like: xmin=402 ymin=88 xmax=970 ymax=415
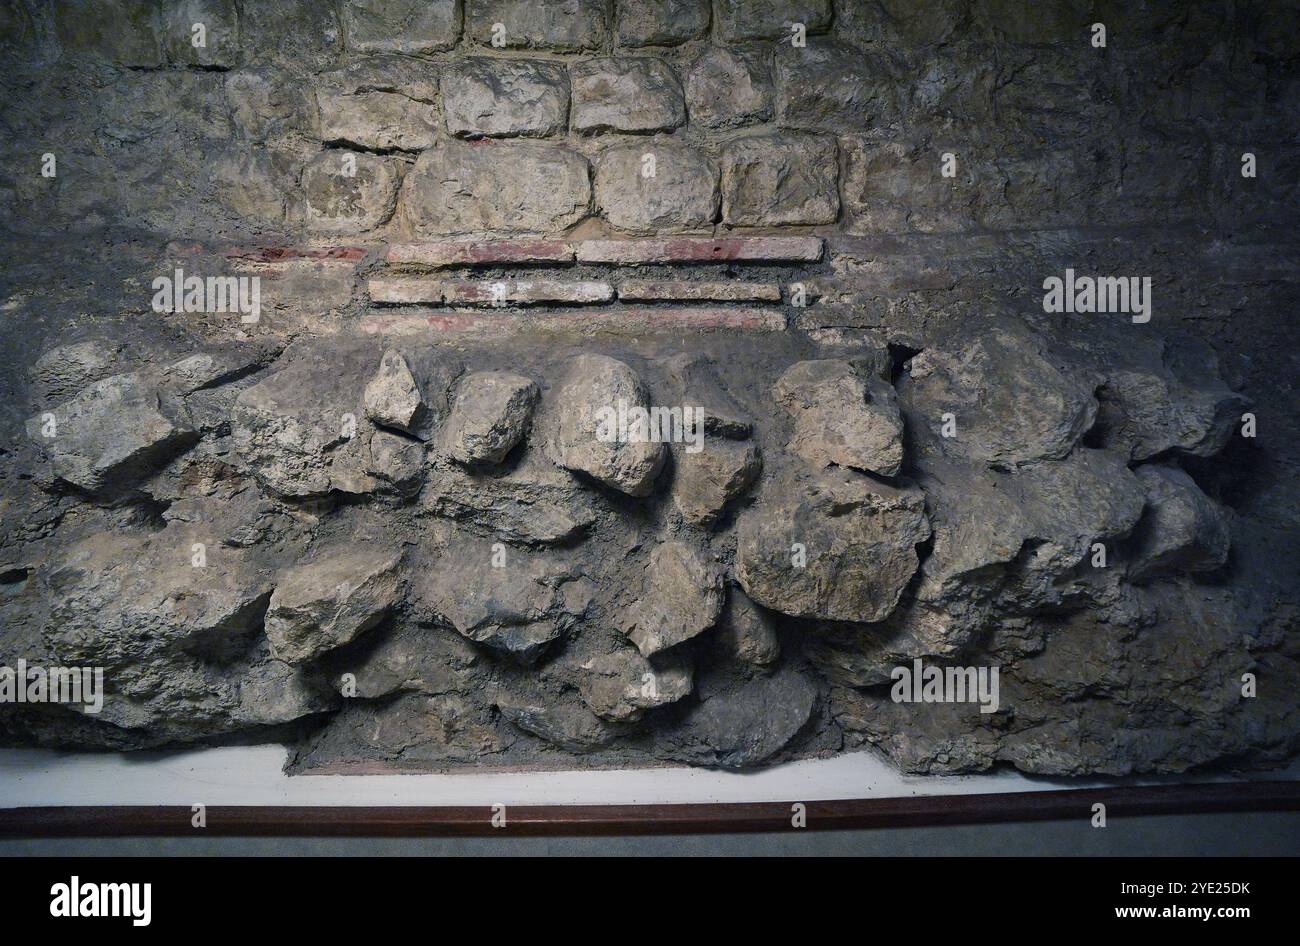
xmin=840 ymin=136 xmax=984 ymax=234
xmin=594 ymin=142 xmax=718 ymax=233
xmin=549 ymin=354 xmax=666 ymax=497
xmin=775 ymin=359 xmax=905 ymax=477
xmin=369 ymin=277 xmax=612 ymax=306
xmin=422 ymin=455 xmax=600 ymax=546
xmin=714 ymin=587 xmax=781 ymax=668
xmin=715 ymin=0 xmax=831 ymax=41
xmin=671 ymin=439 xmax=762 ymax=527
xmin=400 ymin=140 xmax=591 ymax=236
xmin=411 ymin=548 xmax=590 ymax=664
xmin=497 ymin=694 xmax=617 ymax=750
xmin=736 ymin=470 xmax=931 ymax=623
xmin=465 ymin=0 xmax=606 ymax=50
xmin=29 ymin=340 xmax=125 ymax=402
xmin=901 ymin=324 xmax=1098 ymax=469
xmin=616 ymin=0 xmax=710 ymax=46
xmin=666 ymin=353 xmax=753 ymax=439
xmin=621 ymin=542 xmax=724 ymax=657
xmin=721 ymin=133 xmax=839 ymax=226
xmin=686 ymin=48 xmax=773 ymax=129
xmin=441 ymin=58 xmax=569 ymax=139
xmin=774 ymin=40 xmax=888 ymax=131
xmin=26 ymin=373 xmax=196 ymax=497
xmin=619 ymin=281 xmax=781 ymax=302
xmin=443 ymin=371 xmax=539 ymax=465
xmin=162 ymin=0 xmax=240 ymax=69
xmin=661 ymin=666 xmax=818 ymax=768
xmin=576 ymin=647 xmax=694 ymax=722
xmin=317 ymin=91 xmax=437 ymax=152
xmin=265 ymin=548 xmax=403 ymax=663
xmin=339 ymin=0 xmax=462 ymax=53
xmin=55 ymin=0 xmax=163 ymax=67
xmin=363 ymin=349 xmax=428 ymax=434
xmin=302 ymin=151 xmax=401 ymax=234
xmin=388 ymin=240 xmax=575 ymax=267
xmin=1129 ymin=465 xmax=1231 ymax=583
xmin=571 ymin=58 xmax=686 ymax=134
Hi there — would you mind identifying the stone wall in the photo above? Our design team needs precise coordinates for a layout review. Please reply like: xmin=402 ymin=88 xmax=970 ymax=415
xmin=1 ymin=1 xmax=1299 ymax=779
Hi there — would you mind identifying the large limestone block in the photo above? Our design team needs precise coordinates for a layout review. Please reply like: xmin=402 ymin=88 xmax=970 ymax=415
xmin=775 ymin=359 xmax=905 ymax=477
xmin=440 ymin=58 xmax=570 ymax=139
xmin=571 ymin=58 xmax=686 ymax=134
xmin=400 ymin=140 xmax=591 ymax=236
xmin=616 ymin=0 xmax=710 ymax=46
xmin=303 ymin=150 xmax=402 ymax=234
xmin=443 ymin=371 xmax=540 ymax=466
xmin=594 ymin=141 xmax=718 ymax=233
xmin=736 ymin=470 xmax=931 ymax=623
xmin=715 ymin=0 xmax=831 ymax=42
xmin=548 ymin=354 xmax=666 ymax=497
xmin=340 ymin=0 xmax=462 ymax=53
xmin=621 ymin=542 xmax=724 ymax=657
xmin=465 ymin=0 xmax=606 ymax=50
xmin=686 ymin=48 xmax=772 ymax=129
xmin=721 ymin=133 xmax=839 ymax=226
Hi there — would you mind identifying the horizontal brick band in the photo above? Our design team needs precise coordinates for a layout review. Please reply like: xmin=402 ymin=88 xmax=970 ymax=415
xmin=575 ymin=237 xmax=824 ymax=265
xmin=369 ymin=277 xmax=613 ymax=306
xmin=617 ymin=280 xmax=783 ymax=302
xmin=223 ymin=246 xmax=370 ymax=262
xmin=361 ymin=306 xmax=786 ymax=336
xmin=386 ymin=240 xmax=575 ymax=267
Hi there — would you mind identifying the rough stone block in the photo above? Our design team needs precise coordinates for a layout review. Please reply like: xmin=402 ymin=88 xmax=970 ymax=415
xmin=465 ymin=0 xmax=606 ymax=50
xmin=686 ymin=48 xmax=773 ymax=129
xmin=302 ymin=151 xmax=402 ymax=234
xmin=716 ymin=0 xmax=831 ymax=42
xmin=774 ymin=39 xmax=887 ymax=131
xmin=594 ymin=142 xmax=718 ymax=233
xmin=400 ymin=140 xmax=591 ymax=236
xmin=721 ymin=133 xmax=840 ymax=226
xmin=55 ymin=0 xmax=163 ymax=67
xmin=162 ymin=0 xmax=240 ymax=69
xmin=616 ymin=0 xmax=710 ymax=46
xmin=340 ymin=0 xmax=462 ymax=53
xmin=317 ymin=91 xmax=437 ymax=151
xmin=441 ymin=58 xmax=569 ymax=139
xmin=571 ymin=58 xmax=686 ymax=134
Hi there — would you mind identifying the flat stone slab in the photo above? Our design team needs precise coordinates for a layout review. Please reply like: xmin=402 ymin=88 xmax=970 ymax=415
xmin=575 ymin=237 xmax=823 ymax=264
xmin=618 ymin=281 xmax=782 ymax=302
xmin=369 ymin=277 xmax=613 ymax=306
xmin=387 ymin=241 xmax=575 ymax=268
xmin=361 ymin=307 xmax=788 ymax=336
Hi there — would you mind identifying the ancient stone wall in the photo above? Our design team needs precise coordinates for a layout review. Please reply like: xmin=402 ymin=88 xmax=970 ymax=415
xmin=0 ymin=1 xmax=1298 ymax=777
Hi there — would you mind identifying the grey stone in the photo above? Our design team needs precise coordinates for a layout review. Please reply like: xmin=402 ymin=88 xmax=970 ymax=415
xmin=363 ymin=349 xmax=428 ymax=434
xmin=411 ymin=547 xmax=589 ymax=665
xmin=441 ymin=58 xmax=569 ymax=139
xmin=339 ymin=0 xmax=461 ymax=53
xmin=774 ymin=39 xmax=888 ymax=131
xmin=548 ymin=354 xmax=666 ymax=497
xmin=302 ymin=150 xmax=402 ymax=234
xmin=901 ymin=323 xmax=1098 ymax=469
xmin=775 ymin=359 xmax=905 ymax=477
xmin=265 ymin=548 xmax=403 ymax=663
xmin=576 ymin=647 xmax=694 ymax=721
xmin=55 ymin=0 xmax=163 ymax=67
xmin=400 ymin=140 xmax=591 ymax=236
xmin=662 ymin=666 xmax=819 ymax=768
xmin=594 ymin=141 xmax=718 ymax=233
xmin=422 ymin=454 xmax=601 ymax=546
xmin=714 ymin=587 xmax=781 ymax=667
xmin=721 ymin=133 xmax=839 ymax=226
xmin=665 ymin=353 xmax=753 ymax=439
xmin=162 ymin=0 xmax=240 ymax=69
xmin=444 ymin=371 xmax=540 ymax=466
xmin=317 ymin=91 xmax=437 ymax=152
xmin=571 ymin=58 xmax=686 ymax=134
xmin=30 ymin=340 xmax=125 ymax=402
xmin=736 ymin=469 xmax=931 ymax=623
xmin=497 ymin=695 xmax=617 ymax=751
xmin=840 ymin=136 xmax=984 ymax=234
xmin=621 ymin=542 xmax=724 ymax=657
xmin=26 ymin=373 xmax=196 ymax=497
xmin=671 ymin=439 xmax=762 ymax=527
xmin=715 ymin=0 xmax=831 ymax=42
xmin=686 ymin=48 xmax=773 ymax=129
xmin=1129 ymin=465 xmax=1231 ymax=583
xmin=465 ymin=0 xmax=606 ymax=50
xmin=616 ymin=0 xmax=710 ymax=46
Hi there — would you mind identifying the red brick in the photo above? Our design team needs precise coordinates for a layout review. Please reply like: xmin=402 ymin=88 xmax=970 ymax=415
xmin=618 ymin=280 xmax=782 ymax=302
xmin=369 ymin=277 xmax=613 ymax=306
xmin=224 ymin=245 xmax=369 ymax=262
xmin=360 ymin=307 xmax=786 ymax=336
xmin=386 ymin=240 xmax=575 ymax=267
xmin=575 ymin=237 xmax=823 ymax=265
